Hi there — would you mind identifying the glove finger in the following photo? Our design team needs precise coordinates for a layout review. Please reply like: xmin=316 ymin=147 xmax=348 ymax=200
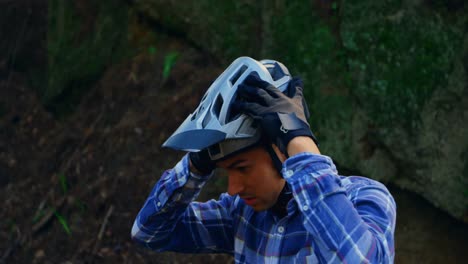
xmin=290 ymin=77 xmax=304 ymax=89
xmin=237 ymin=84 xmax=272 ymax=106
xmin=285 ymin=77 xmax=303 ymax=98
xmin=291 ymin=77 xmax=305 ymax=100
xmin=232 ymin=101 xmax=263 ymax=118
xmin=302 ymin=97 xmax=311 ymax=120
xmin=293 ymin=85 xmax=304 ymax=100
xmin=237 ymin=83 xmax=259 ymax=98
xmin=243 ymin=72 xmax=272 ymax=89
xmin=295 ymin=92 xmax=310 ymax=123
xmin=243 ymin=72 xmax=283 ymax=99
xmin=261 ymin=83 xmax=284 ymax=99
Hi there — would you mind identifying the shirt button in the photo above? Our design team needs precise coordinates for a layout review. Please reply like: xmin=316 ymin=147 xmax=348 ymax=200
xmin=278 ymin=226 xmax=285 ymax=233
xmin=285 ymin=170 xmax=294 ymax=178
xmin=303 ymin=205 xmax=309 ymax=211
xmin=157 ymin=202 xmax=161 ymax=207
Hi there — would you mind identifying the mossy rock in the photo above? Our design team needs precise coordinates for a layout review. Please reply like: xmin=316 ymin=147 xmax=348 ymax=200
xmin=339 ymin=0 xmax=467 ymax=221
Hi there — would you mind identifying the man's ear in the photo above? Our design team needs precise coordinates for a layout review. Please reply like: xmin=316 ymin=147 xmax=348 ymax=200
xmin=271 ymin=144 xmax=287 ymax=163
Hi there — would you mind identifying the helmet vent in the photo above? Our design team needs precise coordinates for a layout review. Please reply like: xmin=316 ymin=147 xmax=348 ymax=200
xmin=212 ymin=95 xmax=224 ymax=118
xmin=191 ymin=105 xmax=205 ymax=121
xmin=190 ymin=110 xmax=197 ymax=121
xmin=201 ymin=111 xmax=211 ymax=128
xmin=229 ymin=65 xmax=248 ymax=86
xmin=267 ymin=63 xmax=284 ymax=81
xmin=203 ymin=95 xmax=223 ymax=127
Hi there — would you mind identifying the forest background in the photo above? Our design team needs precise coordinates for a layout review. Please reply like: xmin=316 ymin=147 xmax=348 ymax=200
xmin=0 ymin=0 xmax=467 ymax=263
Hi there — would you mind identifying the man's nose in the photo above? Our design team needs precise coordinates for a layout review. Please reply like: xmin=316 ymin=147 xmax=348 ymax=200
xmin=227 ymin=172 xmax=244 ymax=196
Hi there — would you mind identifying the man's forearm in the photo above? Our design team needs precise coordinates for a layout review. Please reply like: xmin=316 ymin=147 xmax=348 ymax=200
xmin=287 ymin=136 xmax=320 ymax=156
xmin=283 ymin=153 xmax=396 ymax=263
xmin=131 ymin=155 xmax=211 ymax=249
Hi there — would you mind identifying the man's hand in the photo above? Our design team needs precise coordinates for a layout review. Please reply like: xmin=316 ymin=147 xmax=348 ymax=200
xmin=188 ymin=149 xmax=215 ymax=175
xmin=235 ymin=73 xmax=317 ymax=155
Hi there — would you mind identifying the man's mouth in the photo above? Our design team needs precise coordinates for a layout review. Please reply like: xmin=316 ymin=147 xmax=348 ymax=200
xmin=242 ymin=197 xmax=257 ymax=206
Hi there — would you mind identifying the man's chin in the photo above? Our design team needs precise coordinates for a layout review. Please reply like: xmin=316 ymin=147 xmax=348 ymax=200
xmin=250 ymin=206 xmax=266 ymax=212
xmin=242 ymin=197 xmax=276 ymax=211
xmin=247 ymin=202 xmax=273 ymax=212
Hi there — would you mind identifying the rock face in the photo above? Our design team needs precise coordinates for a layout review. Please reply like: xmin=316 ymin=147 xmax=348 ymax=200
xmin=339 ymin=1 xmax=468 ymax=222
xmin=133 ymin=0 xmax=468 ymax=221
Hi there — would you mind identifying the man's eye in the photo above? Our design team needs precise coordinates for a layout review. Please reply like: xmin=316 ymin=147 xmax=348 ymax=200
xmin=236 ymin=166 xmax=249 ymax=173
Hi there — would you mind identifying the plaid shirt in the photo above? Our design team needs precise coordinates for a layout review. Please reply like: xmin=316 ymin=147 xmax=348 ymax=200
xmin=132 ymin=153 xmax=396 ymax=263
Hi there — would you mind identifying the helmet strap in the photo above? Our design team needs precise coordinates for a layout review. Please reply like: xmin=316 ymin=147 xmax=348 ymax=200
xmin=265 ymin=144 xmax=283 ymax=173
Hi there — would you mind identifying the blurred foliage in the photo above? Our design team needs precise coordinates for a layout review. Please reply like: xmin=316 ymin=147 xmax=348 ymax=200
xmin=45 ymin=0 xmax=131 ymax=117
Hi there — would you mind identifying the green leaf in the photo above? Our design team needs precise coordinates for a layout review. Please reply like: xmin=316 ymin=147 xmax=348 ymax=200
xmin=54 ymin=210 xmax=71 ymax=235
xmin=163 ymin=52 xmax=179 ymax=80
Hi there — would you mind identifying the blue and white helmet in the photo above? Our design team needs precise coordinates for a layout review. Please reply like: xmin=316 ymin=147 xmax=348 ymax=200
xmin=162 ymin=56 xmax=291 ymax=161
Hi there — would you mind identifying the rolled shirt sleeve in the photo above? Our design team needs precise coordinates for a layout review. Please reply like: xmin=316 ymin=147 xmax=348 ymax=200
xmin=283 ymin=153 xmax=396 ymax=263
xmin=131 ymin=154 xmax=235 ymax=253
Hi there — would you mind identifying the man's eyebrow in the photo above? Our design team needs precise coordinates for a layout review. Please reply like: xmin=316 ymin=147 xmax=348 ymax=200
xmin=227 ymin=159 xmax=247 ymax=169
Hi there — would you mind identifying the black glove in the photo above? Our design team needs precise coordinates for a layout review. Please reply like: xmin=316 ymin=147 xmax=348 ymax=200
xmin=188 ymin=149 xmax=216 ymax=175
xmin=234 ymin=72 xmax=316 ymax=155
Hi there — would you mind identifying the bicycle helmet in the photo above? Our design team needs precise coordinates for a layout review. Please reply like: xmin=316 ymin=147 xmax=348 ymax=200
xmin=162 ymin=56 xmax=291 ymax=161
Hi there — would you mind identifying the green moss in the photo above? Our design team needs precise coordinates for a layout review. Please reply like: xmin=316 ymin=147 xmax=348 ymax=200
xmin=137 ymin=0 xmax=259 ymax=62
xmin=260 ymin=1 xmax=352 ymax=148
xmin=461 ymin=147 xmax=468 ymax=198
xmin=341 ymin=0 xmax=463 ymax=130
xmin=184 ymin=0 xmax=259 ymax=61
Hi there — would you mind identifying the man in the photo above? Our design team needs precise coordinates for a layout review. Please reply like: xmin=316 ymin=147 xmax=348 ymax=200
xmin=131 ymin=57 xmax=396 ymax=263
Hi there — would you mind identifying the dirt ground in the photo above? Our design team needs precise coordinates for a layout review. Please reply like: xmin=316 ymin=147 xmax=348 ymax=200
xmin=1 ymin=34 xmax=467 ymax=264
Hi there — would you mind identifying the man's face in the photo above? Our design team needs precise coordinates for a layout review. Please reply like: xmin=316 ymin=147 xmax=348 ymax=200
xmin=216 ymin=146 xmax=285 ymax=211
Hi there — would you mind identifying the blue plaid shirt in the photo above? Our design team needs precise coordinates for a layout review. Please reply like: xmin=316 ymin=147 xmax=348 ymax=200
xmin=132 ymin=153 xmax=396 ymax=263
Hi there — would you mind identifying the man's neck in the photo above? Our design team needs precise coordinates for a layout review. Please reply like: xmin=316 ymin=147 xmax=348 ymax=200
xmin=271 ymin=183 xmax=292 ymax=218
